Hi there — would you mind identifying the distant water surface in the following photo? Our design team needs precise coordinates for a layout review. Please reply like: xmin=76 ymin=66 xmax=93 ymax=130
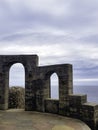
xmin=73 ymin=85 xmax=98 ymax=103
xmin=52 ymin=85 xmax=98 ymax=103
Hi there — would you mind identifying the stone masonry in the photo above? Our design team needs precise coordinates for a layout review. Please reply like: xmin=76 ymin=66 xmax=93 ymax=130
xmin=0 ymin=54 xmax=98 ymax=130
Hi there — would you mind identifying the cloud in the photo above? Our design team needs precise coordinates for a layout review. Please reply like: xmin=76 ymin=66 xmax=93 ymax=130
xmin=0 ymin=0 xmax=98 ymax=86
xmin=79 ymin=34 xmax=98 ymax=44
xmin=0 ymin=0 xmax=97 ymax=35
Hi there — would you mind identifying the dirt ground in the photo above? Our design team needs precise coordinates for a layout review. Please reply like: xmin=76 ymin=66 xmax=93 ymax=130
xmin=0 ymin=109 xmax=91 ymax=130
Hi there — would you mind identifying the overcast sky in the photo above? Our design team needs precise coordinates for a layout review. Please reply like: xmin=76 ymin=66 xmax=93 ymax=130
xmin=0 ymin=0 xmax=98 ymax=86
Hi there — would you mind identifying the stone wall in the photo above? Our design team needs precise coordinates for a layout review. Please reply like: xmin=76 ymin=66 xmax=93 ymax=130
xmin=0 ymin=54 xmax=98 ymax=130
xmin=0 ymin=55 xmax=38 ymax=110
xmin=44 ymin=99 xmax=59 ymax=114
xmin=44 ymin=94 xmax=98 ymax=130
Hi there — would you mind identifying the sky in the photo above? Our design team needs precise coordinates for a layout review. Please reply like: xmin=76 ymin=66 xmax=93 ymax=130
xmin=0 ymin=0 xmax=98 ymax=86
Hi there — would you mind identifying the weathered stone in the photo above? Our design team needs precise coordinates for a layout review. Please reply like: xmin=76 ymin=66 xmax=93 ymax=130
xmin=44 ymin=98 xmax=59 ymax=114
xmin=0 ymin=54 xmax=98 ymax=130
xmin=69 ymin=94 xmax=87 ymax=107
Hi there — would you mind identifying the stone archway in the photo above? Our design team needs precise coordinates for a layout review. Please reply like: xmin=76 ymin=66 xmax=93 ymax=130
xmin=8 ymin=63 xmax=25 ymax=109
xmin=0 ymin=55 xmax=38 ymax=110
xmin=0 ymin=55 xmax=96 ymax=129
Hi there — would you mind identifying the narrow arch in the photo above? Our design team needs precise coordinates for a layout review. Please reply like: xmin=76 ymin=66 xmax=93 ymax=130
xmin=50 ymin=73 xmax=59 ymax=99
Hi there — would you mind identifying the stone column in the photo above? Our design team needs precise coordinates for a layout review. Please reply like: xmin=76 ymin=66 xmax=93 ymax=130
xmin=25 ymin=55 xmax=38 ymax=111
xmin=0 ymin=65 xmax=9 ymax=110
xmin=59 ymin=64 xmax=73 ymax=115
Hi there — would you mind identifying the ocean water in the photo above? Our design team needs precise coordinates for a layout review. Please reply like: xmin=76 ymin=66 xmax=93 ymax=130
xmin=51 ymin=85 xmax=98 ymax=104
xmin=74 ymin=85 xmax=98 ymax=103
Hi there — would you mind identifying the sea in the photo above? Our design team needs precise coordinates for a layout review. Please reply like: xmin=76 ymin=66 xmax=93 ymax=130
xmin=73 ymin=85 xmax=98 ymax=103
xmin=51 ymin=85 xmax=98 ymax=103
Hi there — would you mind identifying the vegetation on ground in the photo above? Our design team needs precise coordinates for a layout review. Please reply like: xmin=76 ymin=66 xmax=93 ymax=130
xmin=9 ymin=86 xmax=25 ymax=109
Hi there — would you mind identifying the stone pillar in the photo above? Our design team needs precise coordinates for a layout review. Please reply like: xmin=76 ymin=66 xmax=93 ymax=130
xmin=25 ymin=57 xmax=38 ymax=111
xmin=59 ymin=64 xmax=73 ymax=115
xmin=25 ymin=80 xmax=36 ymax=111
xmin=0 ymin=66 xmax=9 ymax=110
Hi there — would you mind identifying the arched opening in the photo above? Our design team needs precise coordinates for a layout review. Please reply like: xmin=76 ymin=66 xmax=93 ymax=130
xmin=9 ymin=63 xmax=25 ymax=87
xmin=9 ymin=63 xmax=25 ymax=109
xmin=50 ymin=73 xmax=59 ymax=99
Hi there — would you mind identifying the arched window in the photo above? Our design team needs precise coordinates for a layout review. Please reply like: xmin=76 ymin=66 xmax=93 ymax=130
xmin=9 ymin=63 xmax=25 ymax=109
xmin=9 ymin=63 xmax=25 ymax=87
xmin=50 ymin=73 xmax=59 ymax=99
